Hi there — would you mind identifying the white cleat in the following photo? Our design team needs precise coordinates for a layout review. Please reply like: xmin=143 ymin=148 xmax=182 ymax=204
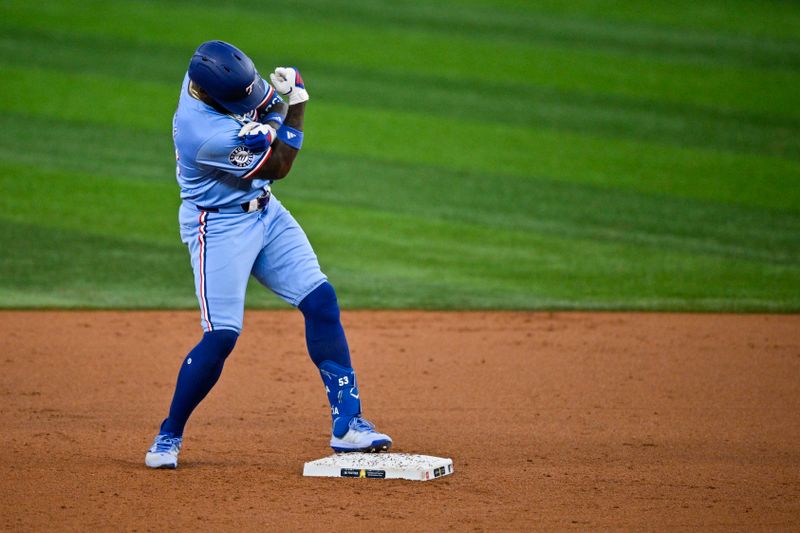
xmin=145 ymin=434 xmax=182 ymax=469
xmin=330 ymin=417 xmax=392 ymax=453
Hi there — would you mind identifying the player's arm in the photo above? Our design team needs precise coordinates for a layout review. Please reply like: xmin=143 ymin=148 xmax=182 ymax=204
xmin=250 ymin=67 xmax=309 ymax=181
xmin=257 ymin=101 xmax=304 ymax=181
xmin=256 ymin=91 xmax=288 ymax=130
xmin=232 ymin=98 xmax=302 ymax=181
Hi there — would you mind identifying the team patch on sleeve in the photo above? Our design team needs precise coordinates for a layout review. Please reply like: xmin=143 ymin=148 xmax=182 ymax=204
xmin=242 ymin=147 xmax=272 ymax=179
xmin=228 ymin=145 xmax=254 ymax=167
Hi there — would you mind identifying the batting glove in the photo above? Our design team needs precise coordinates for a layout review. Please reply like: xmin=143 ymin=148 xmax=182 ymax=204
xmin=238 ymin=122 xmax=277 ymax=153
xmin=269 ymin=67 xmax=309 ymax=106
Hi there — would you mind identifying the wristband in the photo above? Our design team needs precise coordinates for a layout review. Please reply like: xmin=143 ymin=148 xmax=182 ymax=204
xmin=277 ymin=125 xmax=303 ymax=150
xmin=264 ymin=111 xmax=285 ymax=128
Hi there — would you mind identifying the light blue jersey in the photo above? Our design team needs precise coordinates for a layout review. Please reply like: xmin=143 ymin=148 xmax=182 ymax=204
xmin=172 ymin=72 xmax=326 ymax=333
xmin=173 ymin=73 xmax=280 ymax=208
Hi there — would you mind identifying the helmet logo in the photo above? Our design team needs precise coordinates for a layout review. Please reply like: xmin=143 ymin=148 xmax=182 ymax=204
xmin=245 ymin=80 xmax=255 ymax=95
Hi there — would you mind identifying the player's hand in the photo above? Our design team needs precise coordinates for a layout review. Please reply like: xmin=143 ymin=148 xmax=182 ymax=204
xmin=238 ymin=122 xmax=276 ymax=153
xmin=269 ymin=67 xmax=309 ymax=106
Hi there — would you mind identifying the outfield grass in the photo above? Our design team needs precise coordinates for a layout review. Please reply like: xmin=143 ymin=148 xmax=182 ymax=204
xmin=1 ymin=0 xmax=799 ymax=310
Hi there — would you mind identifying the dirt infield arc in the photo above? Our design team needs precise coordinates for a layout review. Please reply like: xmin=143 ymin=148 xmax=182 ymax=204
xmin=1 ymin=311 xmax=799 ymax=531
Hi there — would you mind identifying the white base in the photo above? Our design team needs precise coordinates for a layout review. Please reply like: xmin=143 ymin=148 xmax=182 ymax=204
xmin=303 ymin=453 xmax=453 ymax=481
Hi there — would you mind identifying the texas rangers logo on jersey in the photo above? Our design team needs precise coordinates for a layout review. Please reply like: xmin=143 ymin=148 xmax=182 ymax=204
xmin=229 ymin=145 xmax=254 ymax=167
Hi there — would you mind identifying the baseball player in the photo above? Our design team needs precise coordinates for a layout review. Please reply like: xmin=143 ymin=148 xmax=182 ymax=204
xmin=145 ymin=40 xmax=391 ymax=469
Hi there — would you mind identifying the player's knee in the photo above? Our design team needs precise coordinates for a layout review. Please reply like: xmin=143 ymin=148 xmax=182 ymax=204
xmin=202 ymin=329 xmax=239 ymax=360
xmin=299 ymin=282 xmax=340 ymax=324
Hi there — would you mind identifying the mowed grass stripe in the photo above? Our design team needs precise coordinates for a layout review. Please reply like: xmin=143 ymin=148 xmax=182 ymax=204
xmin=0 ymin=164 xmax=180 ymax=247
xmin=2 ymin=1 xmax=799 ymax=118
xmin=506 ymin=0 xmax=800 ymax=42
xmin=264 ymin=199 xmax=800 ymax=312
xmin=462 ymin=0 xmax=800 ymax=41
xmin=2 ymin=199 xmax=797 ymax=311
xmin=4 ymin=66 xmax=800 ymax=212
xmin=1 ymin=66 xmax=175 ymax=131
xmin=0 ymin=113 xmax=172 ymax=181
xmin=180 ymin=0 xmax=800 ymax=69
xmin=0 ymin=220 xmax=195 ymax=309
xmin=308 ymin=104 xmax=800 ymax=212
xmin=285 ymin=153 xmax=800 ymax=266
xmin=1 ymin=151 xmax=798 ymax=272
xmin=7 ymin=0 xmax=800 ymax=71
xmin=4 ymin=29 xmax=800 ymax=160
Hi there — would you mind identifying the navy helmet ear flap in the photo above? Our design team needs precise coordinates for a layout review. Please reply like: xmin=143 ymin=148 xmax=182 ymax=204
xmin=188 ymin=40 xmax=269 ymax=115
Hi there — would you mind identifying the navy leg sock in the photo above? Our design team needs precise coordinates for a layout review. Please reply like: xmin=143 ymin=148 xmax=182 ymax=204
xmin=160 ymin=329 xmax=238 ymax=437
xmin=298 ymin=282 xmax=351 ymax=369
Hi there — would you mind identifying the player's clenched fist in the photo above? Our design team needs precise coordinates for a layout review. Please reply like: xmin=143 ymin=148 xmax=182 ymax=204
xmin=238 ymin=122 xmax=276 ymax=153
xmin=269 ymin=67 xmax=309 ymax=105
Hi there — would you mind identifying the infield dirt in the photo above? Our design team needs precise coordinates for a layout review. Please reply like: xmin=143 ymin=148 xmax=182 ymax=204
xmin=2 ymin=311 xmax=799 ymax=531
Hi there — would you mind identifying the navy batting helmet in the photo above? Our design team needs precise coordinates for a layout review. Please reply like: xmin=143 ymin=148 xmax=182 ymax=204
xmin=188 ymin=40 xmax=268 ymax=115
